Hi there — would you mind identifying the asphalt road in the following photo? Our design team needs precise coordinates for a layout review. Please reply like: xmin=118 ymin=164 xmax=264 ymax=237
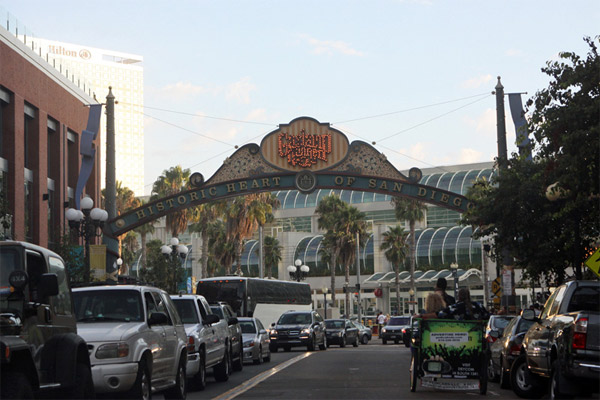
xmin=181 ymin=341 xmax=530 ymax=400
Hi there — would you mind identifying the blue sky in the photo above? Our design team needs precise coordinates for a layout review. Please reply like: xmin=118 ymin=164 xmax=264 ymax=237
xmin=2 ymin=1 xmax=598 ymax=195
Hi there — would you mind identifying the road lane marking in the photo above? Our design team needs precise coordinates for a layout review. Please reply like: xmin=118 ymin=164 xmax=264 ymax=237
xmin=211 ymin=352 xmax=314 ymax=400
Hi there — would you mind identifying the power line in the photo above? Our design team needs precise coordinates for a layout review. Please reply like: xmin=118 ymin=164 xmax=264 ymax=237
xmin=143 ymin=112 xmax=236 ymax=147
xmin=139 ymin=104 xmax=276 ymax=126
xmin=332 ymin=92 xmax=490 ymax=124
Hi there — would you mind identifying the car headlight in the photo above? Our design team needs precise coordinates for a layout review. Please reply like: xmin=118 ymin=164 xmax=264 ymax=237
xmin=270 ymin=330 xmax=278 ymax=336
xmin=96 ymin=342 xmax=129 ymax=359
xmin=243 ymin=339 xmax=254 ymax=347
xmin=301 ymin=328 xmax=310 ymax=335
xmin=337 ymin=331 xmax=343 ymax=337
xmin=382 ymin=328 xmax=387 ymax=333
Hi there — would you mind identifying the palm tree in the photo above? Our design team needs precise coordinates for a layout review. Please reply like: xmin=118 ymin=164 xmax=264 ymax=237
xmin=189 ymin=201 xmax=221 ymax=279
xmin=391 ymin=197 xmax=427 ymax=306
xmin=263 ymin=235 xmax=282 ymax=279
xmin=380 ymin=225 xmax=409 ymax=315
xmin=336 ymin=205 xmax=367 ymax=316
xmin=316 ymin=194 xmax=346 ymax=306
xmin=133 ymin=199 xmax=155 ymax=272
xmin=151 ymin=165 xmax=191 ymax=237
xmin=103 ymin=181 xmax=140 ymax=259
xmin=207 ymin=219 xmax=235 ymax=275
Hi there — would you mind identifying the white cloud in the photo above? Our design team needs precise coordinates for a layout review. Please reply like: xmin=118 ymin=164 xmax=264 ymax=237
xmin=505 ymin=48 xmax=523 ymax=57
xmin=458 ymin=148 xmax=483 ymax=164
xmin=226 ymin=77 xmax=256 ymax=104
xmin=298 ymin=34 xmax=365 ymax=57
xmin=464 ymin=108 xmax=496 ymax=136
xmin=460 ymin=74 xmax=493 ymax=89
xmin=150 ymin=81 xmax=214 ymax=100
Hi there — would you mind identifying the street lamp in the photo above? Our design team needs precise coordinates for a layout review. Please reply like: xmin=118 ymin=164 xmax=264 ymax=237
xmin=322 ymin=286 xmax=329 ymax=318
xmin=287 ymin=259 xmax=309 ymax=282
xmin=66 ymin=196 xmax=108 ymax=283
xmin=450 ymin=262 xmax=459 ymax=300
xmin=408 ymin=288 xmax=415 ymax=315
xmin=161 ymin=237 xmax=189 ymax=293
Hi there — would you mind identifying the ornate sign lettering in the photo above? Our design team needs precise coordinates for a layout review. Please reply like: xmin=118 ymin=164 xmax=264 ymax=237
xmin=278 ymin=130 xmax=332 ymax=168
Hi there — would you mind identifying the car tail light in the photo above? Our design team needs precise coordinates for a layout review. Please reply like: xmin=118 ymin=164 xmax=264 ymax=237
xmin=509 ymin=344 xmax=521 ymax=355
xmin=187 ymin=336 xmax=196 ymax=353
xmin=572 ymin=316 xmax=588 ymax=350
xmin=486 ymin=335 xmax=497 ymax=343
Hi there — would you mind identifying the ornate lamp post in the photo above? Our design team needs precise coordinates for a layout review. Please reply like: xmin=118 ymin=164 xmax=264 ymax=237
xmin=161 ymin=238 xmax=188 ymax=293
xmin=65 ymin=196 xmax=108 ymax=283
xmin=450 ymin=262 xmax=459 ymax=300
xmin=322 ymin=286 xmax=329 ymax=318
xmin=287 ymin=259 xmax=309 ymax=282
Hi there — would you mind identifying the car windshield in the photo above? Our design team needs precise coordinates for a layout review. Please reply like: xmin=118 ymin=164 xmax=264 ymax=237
xmin=325 ymin=320 xmax=345 ymax=329
xmin=73 ymin=289 xmax=143 ymax=322
xmin=388 ymin=317 xmax=410 ymax=326
xmin=491 ymin=316 xmax=514 ymax=329
xmin=0 ymin=248 xmax=20 ymax=297
xmin=278 ymin=313 xmax=311 ymax=325
xmin=567 ymin=286 xmax=600 ymax=312
xmin=172 ymin=299 xmax=199 ymax=324
xmin=240 ymin=321 xmax=257 ymax=334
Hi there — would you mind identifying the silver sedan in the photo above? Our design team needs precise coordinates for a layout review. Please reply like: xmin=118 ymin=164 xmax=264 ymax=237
xmin=238 ymin=317 xmax=271 ymax=365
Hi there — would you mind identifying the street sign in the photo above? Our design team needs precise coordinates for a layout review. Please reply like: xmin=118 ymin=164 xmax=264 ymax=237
xmin=502 ymin=270 xmax=512 ymax=295
xmin=584 ymin=247 xmax=600 ymax=278
xmin=491 ymin=277 xmax=502 ymax=298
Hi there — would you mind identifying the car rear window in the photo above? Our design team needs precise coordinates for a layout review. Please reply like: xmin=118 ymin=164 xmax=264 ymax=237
xmin=491 ymin=316 xmax=514 ymax=330
xmin=516 ymin=319 xmax=534 ymax=334
xmin=240 ymin=321 xmax=257 ymax=334
xmin=567 ymin=286 xmax=600 ymax=313
xmin=325 ymin=320 xmax=345 ymax=329
xmin=172 ymin=299 xmax=199 ymax=324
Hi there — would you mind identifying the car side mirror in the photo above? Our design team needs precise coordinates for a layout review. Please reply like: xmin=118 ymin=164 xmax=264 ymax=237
xmin=259 ymin=329 xmax=267 ymax=334
xmin=271 ymin=322 xmax=276 ymax=328
xmin=205 ymin=314 xmax=219 ymax=325
xmin=521 ymin=309 xmax=537 ymax=321
xmin=489 ymin=330 xmax=500 ymax=339
xmin=228 ymin=317 xmax=238 ymax=325
xmin=38 ymin=273 xmax=59 ymax=299
xmin=148 ymin=311 xmax=168 ymax=325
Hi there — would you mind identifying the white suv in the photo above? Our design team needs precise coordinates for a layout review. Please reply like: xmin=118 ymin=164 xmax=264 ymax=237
xmin=72 ymin=285 xmax=188 ymax=399
xmin=170 ymin=294 xmax=230 ymax=389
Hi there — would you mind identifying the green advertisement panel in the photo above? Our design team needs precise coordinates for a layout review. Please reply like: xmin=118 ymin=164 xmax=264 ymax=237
xmin=420 ymin=319 xmax=483 ymax=380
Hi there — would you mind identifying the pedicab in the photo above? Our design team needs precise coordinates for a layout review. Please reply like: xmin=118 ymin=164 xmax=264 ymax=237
xmin=409 ymin=317 xmax=488 ymax=394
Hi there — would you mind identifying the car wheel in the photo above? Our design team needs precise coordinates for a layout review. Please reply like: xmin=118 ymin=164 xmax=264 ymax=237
xmin=410 ymin=353 xmax=419 ymax=392
xmin=233 ymin=344 xmax=244 ymax=372
xmin=192 ymin=350 xmax=207 ymax=391
xmin=164 ymin=355 xmax=186 ymax=399
xmin=510 ymin=354 xmax=545 ymax=399
xmin=550 ymin=360 xmax=572 ymax=399
xmin=361 ymin=335 xmax=369 ymax=345
xmin=340 ymin=335 xmax=346 ymax=348
xmin=63 ymin=361 xmax=94 ymax=399
xmin=488 ymin=354 xmax=499 ymax=382
xmin=254 ymin=346 xmax=264 ymax=364
xmin=129 ymin=358 xmax=152 ymax=400
xmin=1 ymin=371 xmax=34 ymax=399
xmin=214 ymin=346 xmax=230 ymax=382
xmin=307 ymin=335 xmax=316 ymax=351
xmin=319 ymin=336 xmax=327 ymax=350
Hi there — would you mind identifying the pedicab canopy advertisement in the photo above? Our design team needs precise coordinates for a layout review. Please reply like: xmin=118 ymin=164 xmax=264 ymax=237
xmin=420 ymin=320 xmax=483 ymax=380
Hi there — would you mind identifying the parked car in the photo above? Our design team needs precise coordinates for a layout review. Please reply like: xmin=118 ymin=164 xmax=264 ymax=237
xmin=238 ymin=317 xmax=271 ymax=364
xmin=485 ymin=315 xmax=515 ymax=344
xmin=380 ymin=316 xmax=411 ymax=344
xmin=269 ymin=310 xmax=327 ymax=352
xmin=488 ymin=314 xmax=535 ymax=388
xmin=170 ymin=294 xmax=230 ymax=388
xmin=351 ymin=320 xmax=372 ymax=344
xmin=0 ymin=241 xmax=94 ymax=399
xmin=325 ymin=319 xmax=359 ymax=347
xmin=210 ymin=302 xmax=244 ymax=372
xmin=513 ymin=281 xmax=600 ymax=399
xmin=72 ymin=284 xmax=188 ymax=399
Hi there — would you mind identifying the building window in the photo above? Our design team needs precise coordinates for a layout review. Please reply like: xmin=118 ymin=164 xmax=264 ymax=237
xmin=24 ymin=103 xmax=36 ymax=170
xmin=24 ymin=169 xmax=34 ymax=242
xmin=0 ymin=87 xmax=10 ymax=159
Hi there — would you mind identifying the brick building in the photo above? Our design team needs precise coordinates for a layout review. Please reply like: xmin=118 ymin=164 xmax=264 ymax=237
xmin=0 ymin=25 xmax=100 ymax=249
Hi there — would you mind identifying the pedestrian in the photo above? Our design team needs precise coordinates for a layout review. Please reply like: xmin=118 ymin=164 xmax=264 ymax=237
xmin=435 ymin=277 xmax=455 ymax=306
xmin=377 ymin=311 xmax=386 ymax=335
xmin=437 ymin=288 xmax=490 ymax=321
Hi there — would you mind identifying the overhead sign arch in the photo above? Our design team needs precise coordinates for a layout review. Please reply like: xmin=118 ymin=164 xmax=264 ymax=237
xmin=105 ymin=116 xmax=473 ymax=238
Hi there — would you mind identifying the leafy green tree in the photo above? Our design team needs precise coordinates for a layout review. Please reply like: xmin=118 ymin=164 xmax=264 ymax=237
xmin=263 ymin=235 xmax=282 ymax=279
xmin=391 ymin=197 xmax=427 ymax=303
xmin=207 ymin=219 xmax=235 ymax=276
xmin=380 ymin=225 xmax=409 ymax=314
xmin=139 ymin=239 xmax=185 ymax=293
xmin=462 ymin=37 xmax=599 ymax=285
xmin=189 ymin=202 xmax=220 ymax=279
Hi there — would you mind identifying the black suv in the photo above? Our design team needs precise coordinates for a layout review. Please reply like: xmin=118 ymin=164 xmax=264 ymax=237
xmin=0 ymin=241 xmax=94 ymax=399
xmin=269 ymin=310 xmax=327 ymax=352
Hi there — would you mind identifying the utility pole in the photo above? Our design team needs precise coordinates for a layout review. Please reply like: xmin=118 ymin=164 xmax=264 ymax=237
xmin=103 ymin=87 xmax=119 ymax=281
xmin=356 ymin=231 xmax=361 ymax=323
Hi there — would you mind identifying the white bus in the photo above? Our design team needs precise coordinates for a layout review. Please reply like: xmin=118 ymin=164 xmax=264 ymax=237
xmin=196 ymin=277 xmax=312 ymax=326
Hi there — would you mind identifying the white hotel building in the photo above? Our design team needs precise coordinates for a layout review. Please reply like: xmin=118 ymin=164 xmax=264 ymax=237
xmin=33 ymin=38 xmax=145 ymax=196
